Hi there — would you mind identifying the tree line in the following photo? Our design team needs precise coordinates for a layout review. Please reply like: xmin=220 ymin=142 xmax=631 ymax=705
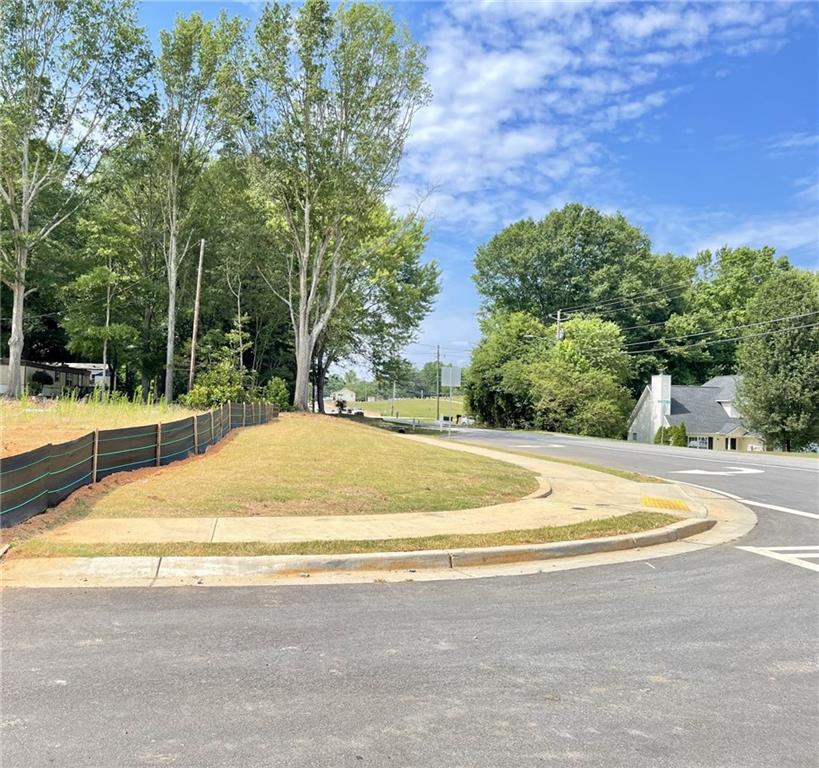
xmin=0 ymin=0 xmax=439 ymax=408
xmin=466 ymin=203 xmax=819 ymax=450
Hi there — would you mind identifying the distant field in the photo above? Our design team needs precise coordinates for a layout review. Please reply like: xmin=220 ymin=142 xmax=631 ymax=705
xmin=362 ymin=397 xmax=466 ymax=419
xmin=0 ymin=398 xmax=202 ymax=457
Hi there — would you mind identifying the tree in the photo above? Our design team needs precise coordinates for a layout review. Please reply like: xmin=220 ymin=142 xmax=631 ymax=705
xmin=0 ymin=0 xmax=150 ymax=395
xmin=245 ymin=0 xmax=430 ymax=410
xmin=736 ymin=270 xmax=819 ymax=451
xmin=466 ymin=312 xmax=633 ymax=435
xmin=474 ymin=204 xmax=673 ymax=324
xmin=525 ymin=317 xmax=633 ymax=437
xmin=465 ymin=312 xmax=551 ymax=427
xmin=308 ymin=207 xmax=439 ymax=409
xmin=661 ymin=246 xmax=790 ymax=383
xmin=154 ymin=12 xmax=244 ymax=402
xmin=472 ymin=204 xmax=694 ymax=392
xmin=62 ymin=209 xmax=141 ymax=391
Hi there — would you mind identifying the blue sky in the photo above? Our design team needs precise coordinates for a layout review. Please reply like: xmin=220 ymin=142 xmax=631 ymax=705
xmin=139 ymin=0 xmax=818 ymax=372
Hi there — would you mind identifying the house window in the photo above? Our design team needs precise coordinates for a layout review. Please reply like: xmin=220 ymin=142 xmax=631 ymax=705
xmin=688 ymin=436 xmax=708 ymax=449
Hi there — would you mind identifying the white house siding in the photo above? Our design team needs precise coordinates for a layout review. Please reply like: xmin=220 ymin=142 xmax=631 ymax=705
xmin=628 ymin=391 xmax=655 ymax=442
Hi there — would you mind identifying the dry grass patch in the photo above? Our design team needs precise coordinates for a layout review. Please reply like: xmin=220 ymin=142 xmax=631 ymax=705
xmin=1 ymin=398 xmax=202 ymax=456
xmin=6 ymin=511 xmax=675 ymax=558
xmin=81 ymin=413 xmax=537 ymax=519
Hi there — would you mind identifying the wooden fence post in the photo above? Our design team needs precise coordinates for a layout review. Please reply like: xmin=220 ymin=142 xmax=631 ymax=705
xmin=243 ymin=401 xmax=247 ymax=427
xmin=156 ymin=423 xmax=162 ymax=466
xmin=192 ymin=415 xmax=198 ymax=455
xmin=92 ymin=429 xmax=99 ymax=483
xmin=210 ymin=409 xmax=215 ymax=446
xmin=228 ymin=401 xmax=231 ymax=433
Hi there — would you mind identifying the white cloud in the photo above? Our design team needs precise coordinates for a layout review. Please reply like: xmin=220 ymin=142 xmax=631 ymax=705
xmin=393 ymin=0 xmax=806 ymax=236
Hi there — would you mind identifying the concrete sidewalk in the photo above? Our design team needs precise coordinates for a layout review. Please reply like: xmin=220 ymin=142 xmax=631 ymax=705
xmin=35 ymin=435 xmax=701 ymax=545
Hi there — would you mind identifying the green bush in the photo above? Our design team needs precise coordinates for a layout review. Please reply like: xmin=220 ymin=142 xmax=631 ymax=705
xmin=29 ymin=369 xmax=54 ymax=395
xmin=263 ymin=377 xmax=291 ymax=410
xmin=655 ymin=423 xmax=688 ymax=446
xmin=182 ymin=360 xmax=247 ymax=409
xmin=670 ymin=422 xmax=688 ymax=447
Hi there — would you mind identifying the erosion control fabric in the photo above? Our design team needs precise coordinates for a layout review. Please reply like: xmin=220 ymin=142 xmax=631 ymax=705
xmin=0 ymin=403 xmax=278 ymax=528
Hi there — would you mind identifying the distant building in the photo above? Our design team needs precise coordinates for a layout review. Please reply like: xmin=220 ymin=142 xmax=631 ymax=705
xmin=0 ymin=359 xmax=108 ymax=395
xmin=330 ymin=387 xmax=356 ymax=404
xmin=627 ymin=374 xmax=765 ymax=451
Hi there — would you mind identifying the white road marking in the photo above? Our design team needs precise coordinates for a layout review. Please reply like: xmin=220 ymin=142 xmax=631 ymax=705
xmin=477 ymin=432 xmax=819 ymax=473
xmin=735 ymin=500 xmax=819 ymax=520
xmin=672 ymin=466 xmax=764 ymax=476
xmin=511 ymin=443 xmax=563 ymax=448
xmin=737 ymin=546 xmax=819 ymax=572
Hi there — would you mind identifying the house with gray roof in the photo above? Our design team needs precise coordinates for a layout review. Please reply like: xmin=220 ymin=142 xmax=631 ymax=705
xmin=627 ymin=373 xmax=765 ymax=451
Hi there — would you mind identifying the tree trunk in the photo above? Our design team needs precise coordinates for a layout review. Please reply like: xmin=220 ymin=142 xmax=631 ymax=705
xmin=315 ymin=348 xmax=327 ymax=414
xmin=102 ymin=271 xmax=111 ymax=401
xmin=164 ymin=257 xmax=177 ymax=403
xmin=6 ymin=277 xmax=26 ymax=397
xmin=293 ymin=335 xmax=312 ymax=411
xmin=141 ymin=304 xmax=153 ymax=403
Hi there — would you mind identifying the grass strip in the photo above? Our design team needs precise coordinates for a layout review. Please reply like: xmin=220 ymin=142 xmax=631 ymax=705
xmin=6 ymin=511 xmax=675 ymax=559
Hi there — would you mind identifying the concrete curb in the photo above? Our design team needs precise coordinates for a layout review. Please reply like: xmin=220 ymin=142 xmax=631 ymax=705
xmin=149 ymin=519 xmax=716 ymax=577
xmin=0 ymin=518 xmax=717 ymax=588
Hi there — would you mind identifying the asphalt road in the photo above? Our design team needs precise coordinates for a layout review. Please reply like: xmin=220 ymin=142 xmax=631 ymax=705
xmin=2 ymin=432 xmax=817 ymax=767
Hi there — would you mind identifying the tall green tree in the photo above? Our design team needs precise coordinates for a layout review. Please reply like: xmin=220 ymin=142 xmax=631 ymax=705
xmin=0 ymin=0 xmax=150 ymax=395
xmin=660 ymin=246 xmax=791 ymax=383
xmin=309 ymin=207 xmax=439 ymax=409
xmin=466 ymin=312 xmax=633 ymax=435
xmin=472 ymin=204 xmax=694 ymax=391
xmin=245 ymin=0 xmax=430 ymax=410
xmin=736 ymin=270 xmax=819 ymax=451
xmin=154 ymin=12 xmax=245 ymax=402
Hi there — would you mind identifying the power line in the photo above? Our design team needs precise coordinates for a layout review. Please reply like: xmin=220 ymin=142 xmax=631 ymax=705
xmin=622 ymin=311 xmax=819 ymax=349
xmin=562 ymin=285 xmax=691 ymax=320
xmin=558 ymin=267 xmax=786 ymax=319
xmin=622 ymin=321 xmax=818 ymax=356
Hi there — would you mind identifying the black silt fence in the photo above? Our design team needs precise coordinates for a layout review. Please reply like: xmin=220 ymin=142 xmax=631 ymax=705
xmin=0 ymin=434 xmax=95 ymax=528
xmin=96 ymin=424 xmax=158 ymax=481
xmin=48 ymin=433 xmax=95 ymax=506
xmin=159 ymin=417 xmax=195 ymax=466
xmin=1 ymin=403 xmax=279 ymax=528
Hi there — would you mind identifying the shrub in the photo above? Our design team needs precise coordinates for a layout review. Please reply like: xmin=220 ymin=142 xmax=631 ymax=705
xmin=670 ymin=422 xmax=688 ymax=447
xmin=263 ymin=377 xmax=291 ymax=410
xmin=655 ymin=423 xmax=687 ymax=446
xmin=29 ymin=369 xmax=55 ymax=395
xmin=182 ymin=360 xmax=247 ymax=409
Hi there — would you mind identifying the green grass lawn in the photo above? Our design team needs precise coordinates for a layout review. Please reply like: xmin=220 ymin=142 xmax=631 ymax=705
xmin=79 ymin=413 xmax=537 ymax=518
xmin=363 ymin=397 xmax=466 ymax=419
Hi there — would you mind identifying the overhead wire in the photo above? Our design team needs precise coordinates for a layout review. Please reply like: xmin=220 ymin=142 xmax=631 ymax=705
xmin=622 ymin=310 xmax=819 ymax=349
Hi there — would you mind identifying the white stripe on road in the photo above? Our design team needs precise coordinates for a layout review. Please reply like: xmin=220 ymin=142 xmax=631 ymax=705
xmin=735 ymin=500 xmax=819 ymax=520
xmin=737 ymin=546 xmax=819 ymax=572
xmin=475 ymin=433 xmax=819 ymax=473
xmin=459 ymin=437 xmax=819 ymax=519
xmin=596 ymin=480 xmax=819 ymax=521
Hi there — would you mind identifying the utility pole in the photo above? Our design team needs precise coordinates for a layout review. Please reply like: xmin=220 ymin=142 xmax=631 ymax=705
xmin=435 ymin=344 xmax=441 ymax=422
xmin=555 ymin=308 xmax=563 ymax=341
xmin=187 ymin=239 xmax=205 ymax=392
